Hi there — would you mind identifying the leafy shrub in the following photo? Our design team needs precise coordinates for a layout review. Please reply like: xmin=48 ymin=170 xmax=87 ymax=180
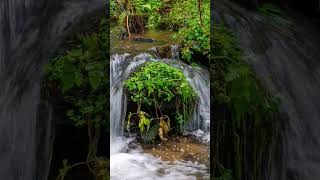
xmin=212 ymin=26 xmax=278 ymax=128
xmin=111 ymin=0 xmax=210 ymax=64
xmin=43 ymin=18 xmax=109 ymax=179
xmin=166 ymin=0 xmax=210 ymax=63
xmin=44 ymin=19 xmax=108 ymax=129
xmin=124 ymin=62 xmax=197 ymax=141
xmin=212 ymin=25 xmax=280 ymax=179
xmin=125 ymin=62 xmax=196 ymax=105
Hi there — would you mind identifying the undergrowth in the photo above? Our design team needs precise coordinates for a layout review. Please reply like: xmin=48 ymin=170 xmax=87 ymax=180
xmin=43 ymin=18 xmax=109 ymax=180
xmin=124 ymin=62 xmax=197 ymax=143
xmin=212 ymin=25 xmax=280 ymax=180
xmin=111 ymin=0 xmax=210 ymax=65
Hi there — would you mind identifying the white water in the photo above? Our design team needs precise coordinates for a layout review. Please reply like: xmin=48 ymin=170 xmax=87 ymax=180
xmin=110 ymin=52 xmax=210 ymax=179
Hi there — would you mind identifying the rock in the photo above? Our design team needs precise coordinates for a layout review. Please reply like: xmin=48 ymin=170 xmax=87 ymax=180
xmin=152 ymin=45 xmax=174 ymax=59
xmin=131 ymin=37 xmax=155 ymax=43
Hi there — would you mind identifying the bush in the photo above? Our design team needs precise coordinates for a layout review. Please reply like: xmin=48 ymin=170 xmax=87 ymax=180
xmin=43 ymin=18 xmax=109 ymax=179
xmin=124 ymin=62 xmax=197 ymax=142
xmin=44 ymin=18 xmax=108 ymax=129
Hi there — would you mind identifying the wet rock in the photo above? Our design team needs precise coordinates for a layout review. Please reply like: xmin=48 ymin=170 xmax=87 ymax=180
xmin=152 ymin=45 xmax=177 ymax=59
xmin=131 ymin=37 xmax=155 ymax=43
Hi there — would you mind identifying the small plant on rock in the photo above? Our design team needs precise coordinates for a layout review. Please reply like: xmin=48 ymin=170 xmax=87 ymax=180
xmin=124 ymin=62 xmax=197 ymax=143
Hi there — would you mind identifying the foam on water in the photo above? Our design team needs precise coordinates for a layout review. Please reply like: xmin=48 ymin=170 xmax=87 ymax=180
xmin=110 ymin=138 xmax=209 ymax=180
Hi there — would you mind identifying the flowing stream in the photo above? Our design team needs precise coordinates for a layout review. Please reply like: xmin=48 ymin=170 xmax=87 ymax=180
xmin=214 ymin=1 xmax=320 ymax=179
xmin=110 ymin=51 xmax=210 ymax=179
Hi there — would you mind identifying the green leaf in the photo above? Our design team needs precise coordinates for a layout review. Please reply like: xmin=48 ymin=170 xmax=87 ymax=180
xmin=88 ymin=71 xmax=101 ymax=90
xmin=61 ymin=72 xmax=75 ymax=92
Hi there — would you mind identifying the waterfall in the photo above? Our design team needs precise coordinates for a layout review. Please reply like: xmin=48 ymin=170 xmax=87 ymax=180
xmin=110 ymin=53 xmax=210 ymax=145
xmin=110 ymin=52 xmax=210 ymax=179
xmin=0 ymin=1 xmax=104 ymax=179
xmin=214 ymin=0 xmax=320 ymax=179
xmin=110 ymin=53 xmax=154 ymax=154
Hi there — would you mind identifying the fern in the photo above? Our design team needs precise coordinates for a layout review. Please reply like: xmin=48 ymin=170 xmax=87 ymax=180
xmin=142 ymin=123 xmax=159 ymax=144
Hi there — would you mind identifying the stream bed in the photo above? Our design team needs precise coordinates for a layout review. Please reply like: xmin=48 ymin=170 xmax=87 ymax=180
xmin=110 ymin=136 xmax=209 ymax=180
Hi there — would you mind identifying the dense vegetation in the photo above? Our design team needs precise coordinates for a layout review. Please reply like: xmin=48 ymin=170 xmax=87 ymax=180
xmin=124 ymin=62 xmax=197 ymax=143
xmin=111 ymin=0 xmax=210 ymax=64
xmin=43 ymin=18 xmax=109 ymax=180
xmin=212 ymin=14 xmax=280 ymax=180
xmin=110 ymin=0 xmax=210 ymax=144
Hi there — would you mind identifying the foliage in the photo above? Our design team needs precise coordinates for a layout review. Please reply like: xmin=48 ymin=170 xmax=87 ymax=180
xmin=125 ymin=62 xmax=197 ymax=142
xmin=213 ymin=26 xmax=278 ymax=128
xmin=138 ymin=111 xmax=151 ymax=133
xmin=125 ymin=62 xmax=196 ymax=107
xmin=166 ymin=0 xmax=210 ymax=63
xmin=56 ymin=158 xmax=109 ymax=180
xmin=57 ymin=160 xmax=71 ymax=180
xmin=111 ymin=0 xmax=210 ymax=64
xmin=44 ymin=18 xmax=108 ymax=129
xmin=175 ymin=114 xmax=184 ymax=132
xmin=258 ymin=3 xmax=292 ymax=27
xmin=44 ymin=18 xmax=109 ymax=180
xmin=218 ymin=169 xmax=233 ymax=180
xmin=212 ymin=25 xmax=280 ymax=179
xmin=141 ymin=123 xmax=159 ymax=144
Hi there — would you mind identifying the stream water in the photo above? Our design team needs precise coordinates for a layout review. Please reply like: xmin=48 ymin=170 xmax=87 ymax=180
xmin=110 ymin=49 xmax=210 ymax=179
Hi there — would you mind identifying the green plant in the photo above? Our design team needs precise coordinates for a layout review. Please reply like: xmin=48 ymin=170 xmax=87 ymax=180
xmin=44 ymin=18 xmax=109 ymax=179
xmin=138 ymin=111 xmax=151 ymax=133
xmin=175 ymin=114 xmax=184 ymax=132
xmin=124 ymin=62 xmax=197 ymax=142
xmin=258 ymin=3 xmax=292 ymax=26
xmin=212 ymin=25 xmax=279 ymax=180
xmin=168 ymin=0 xmax=210 ymax=63
xmin=141 ymin=123 xmax=159 ymax=144
xmin=111 ymin=0 xmax=210 ymax=65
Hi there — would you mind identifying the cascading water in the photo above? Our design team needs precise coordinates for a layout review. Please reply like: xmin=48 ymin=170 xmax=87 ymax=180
xmin=0 ymin=1 xmax=104 ymax=179
xmin=214 ymin=0 xmax=320 ymax=179
xmin=110 ymin=52 xmax=210 ymax=179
